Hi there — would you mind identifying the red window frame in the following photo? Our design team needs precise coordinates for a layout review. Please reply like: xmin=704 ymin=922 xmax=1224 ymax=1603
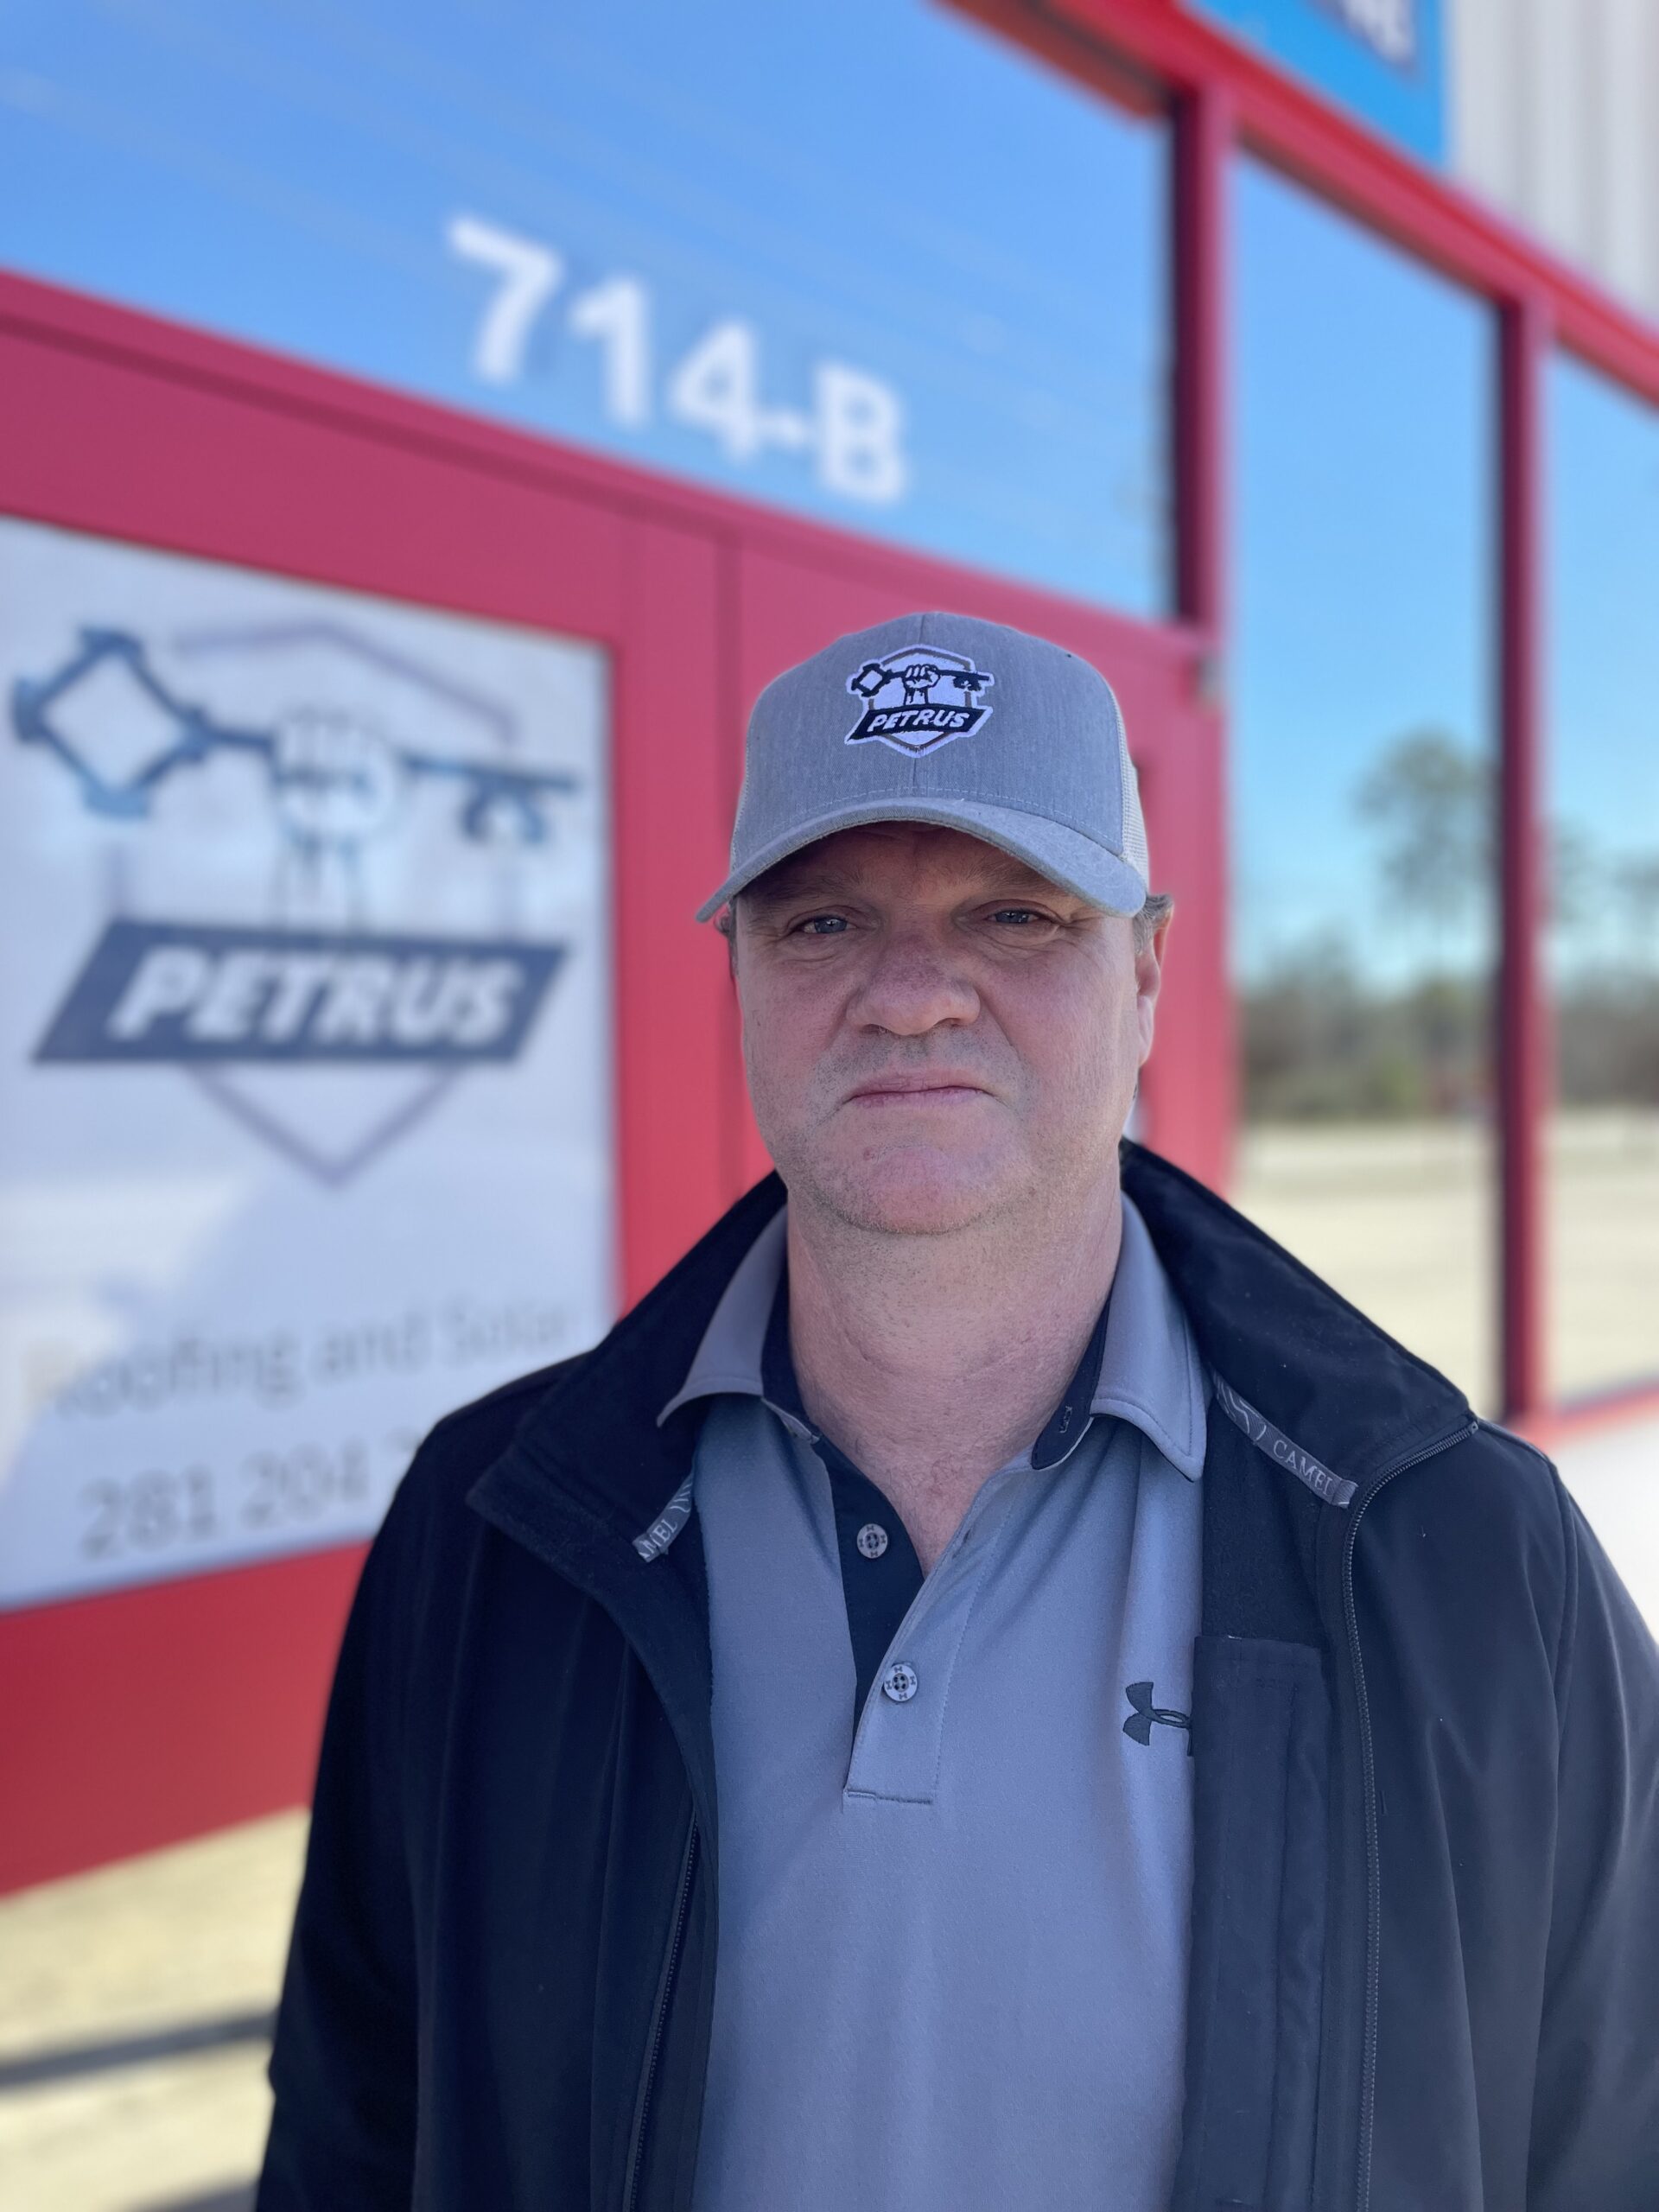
xmin=961 ymin=0 xmax=1659 ymax=1436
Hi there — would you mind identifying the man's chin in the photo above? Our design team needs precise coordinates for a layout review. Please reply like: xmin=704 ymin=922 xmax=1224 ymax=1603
xmin=808 ymin=1149 xmax=1014 ymax=1237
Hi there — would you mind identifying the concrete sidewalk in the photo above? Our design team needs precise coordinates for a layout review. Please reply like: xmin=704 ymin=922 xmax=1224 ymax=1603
xmin=1 ymin=1416 xmax=1654 ymax=2212
xmin=1553 ymin=1411 xmax=1659 ymax=1630
xmin=0 ymin=1814 xmax=305 ymax=2212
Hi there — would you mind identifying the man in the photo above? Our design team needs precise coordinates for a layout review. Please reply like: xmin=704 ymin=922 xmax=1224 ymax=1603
xmin=259 ymin=613 xmax=1659 ymax=2210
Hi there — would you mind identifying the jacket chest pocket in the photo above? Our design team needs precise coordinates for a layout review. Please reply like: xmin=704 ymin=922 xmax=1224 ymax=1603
xmin=1171 ymin=1636 xmax=1331 ymax=2212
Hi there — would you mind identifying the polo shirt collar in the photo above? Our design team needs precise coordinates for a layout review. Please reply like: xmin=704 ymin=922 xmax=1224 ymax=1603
xmin=1077 ymin=1192 xmax=1206 ymax=1480
xmin=655 ymin=1193 xmax=1205 ymax=1483
xmin=655 ymin=1206 xmax=788 ymax=1427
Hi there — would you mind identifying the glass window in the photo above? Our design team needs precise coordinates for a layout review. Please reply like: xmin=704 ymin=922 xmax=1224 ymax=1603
xmin=1230 ymin=159 xmax=1498 ymax=1408
xmin=0 ymin=0 xmax=1170 ymax=613
xmin=1545 ymin=357 xmax=1659 ymax=1402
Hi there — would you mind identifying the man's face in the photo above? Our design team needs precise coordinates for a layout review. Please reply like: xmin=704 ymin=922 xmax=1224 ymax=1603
xmin=731 ymin=823 xmax=1168 ymax=1236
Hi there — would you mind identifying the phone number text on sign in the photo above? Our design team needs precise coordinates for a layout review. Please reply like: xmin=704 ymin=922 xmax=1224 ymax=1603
xmin=447 ymin=213 xmax=909 ymax=506
xmin=79 ymin=1432 xmax=418 ymax=1568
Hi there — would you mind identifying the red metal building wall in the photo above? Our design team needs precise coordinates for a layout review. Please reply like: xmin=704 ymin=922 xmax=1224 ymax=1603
xmin=13 ymin=0 xmax=1659 ymax=1890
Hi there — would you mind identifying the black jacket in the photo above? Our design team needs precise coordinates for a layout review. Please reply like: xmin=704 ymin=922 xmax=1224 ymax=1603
xmin=258 ymin=1146 xmax=1659 ymax=2211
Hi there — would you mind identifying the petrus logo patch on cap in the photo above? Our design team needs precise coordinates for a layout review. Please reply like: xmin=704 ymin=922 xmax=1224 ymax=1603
xmin=844 ymin=645 xmax=994 ymax=757
xmin=694 ymin=609 xmax=1151 ymax=925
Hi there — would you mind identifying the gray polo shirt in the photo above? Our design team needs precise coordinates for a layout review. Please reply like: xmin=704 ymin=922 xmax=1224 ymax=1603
xmin=660 ymin=1195 xmax=1207 ymax=2212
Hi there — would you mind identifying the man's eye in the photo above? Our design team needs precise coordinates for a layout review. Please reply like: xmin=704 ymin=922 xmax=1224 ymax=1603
xmin=791 ymin=914 xmax=849 ymax=936
xmin=988 ymin=907 xmax=1046 ymax=926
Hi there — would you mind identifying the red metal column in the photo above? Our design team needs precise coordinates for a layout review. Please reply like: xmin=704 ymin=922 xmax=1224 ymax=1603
xmin=1170 ymin=78 xmax=1236 ymax=1185
xmin=1498 ymin=295 xmax=1550 ymax=1421
xmin=1173 ymin=78 xmax=1231 ymax=646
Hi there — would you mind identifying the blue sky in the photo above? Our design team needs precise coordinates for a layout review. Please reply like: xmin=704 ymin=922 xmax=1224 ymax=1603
xmin=1 ymin=0 xmax=1651 ymax=991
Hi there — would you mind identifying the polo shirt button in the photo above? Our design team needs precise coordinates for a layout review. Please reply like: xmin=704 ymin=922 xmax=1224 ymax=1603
xmin=881 ymin=1661 xmax=918 ymax=1704
xmin=856 ymin=1522 xmax=889 ymax=1560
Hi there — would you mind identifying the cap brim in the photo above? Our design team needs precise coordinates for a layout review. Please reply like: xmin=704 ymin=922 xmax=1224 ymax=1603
xmin=694 ymin=797 xmax=1147 ymax=923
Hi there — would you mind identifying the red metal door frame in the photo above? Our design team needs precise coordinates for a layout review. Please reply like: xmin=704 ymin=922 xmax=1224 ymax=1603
xmin=0 ymin=273 xmax=734 ymax=1888
xmin=0 ymin=268 xmax=1224 ymax=1887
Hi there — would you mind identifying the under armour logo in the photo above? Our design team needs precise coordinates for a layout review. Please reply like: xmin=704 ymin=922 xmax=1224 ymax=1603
xmin=1122 ymin=1681 xmax=1192 ymax=1753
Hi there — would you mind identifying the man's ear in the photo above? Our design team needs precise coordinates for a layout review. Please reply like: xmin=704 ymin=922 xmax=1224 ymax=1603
xmin=1135 ymin=913 xmax=1172 ymax=1066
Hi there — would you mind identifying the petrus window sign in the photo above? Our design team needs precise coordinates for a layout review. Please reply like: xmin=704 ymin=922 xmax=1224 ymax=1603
xmin=0 ymin=519 xmax=614 ymax=1611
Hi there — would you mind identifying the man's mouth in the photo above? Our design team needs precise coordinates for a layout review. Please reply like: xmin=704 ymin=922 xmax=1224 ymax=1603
xmin=844 ymin=1075 xmax=990 ymax=1103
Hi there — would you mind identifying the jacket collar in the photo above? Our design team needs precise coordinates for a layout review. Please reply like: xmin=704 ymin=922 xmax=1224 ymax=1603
xmin=1119 ymin=1141 xmax=1471 ymax=1491
xmin=474 ymin=1170 xmax=790 ymax=1545
xmin=470 ymin=1140 xmax=1471 ymax=1564
xmin=464 ymin=1171 xmax=791 ymax=1845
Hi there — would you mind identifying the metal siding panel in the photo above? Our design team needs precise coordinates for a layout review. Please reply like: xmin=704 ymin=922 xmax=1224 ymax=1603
xmin=1446 ymin=0 xmax=1517 ymax=208
xmin=1598 ymin=0 xmax=1645 ymax=299
xmin=1445 ymin=0 xmax=1659 ymax=321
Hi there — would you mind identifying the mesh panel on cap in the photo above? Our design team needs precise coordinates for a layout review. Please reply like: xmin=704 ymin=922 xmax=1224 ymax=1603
xmin=1117 ymin=722 xmax=1150 ymax=887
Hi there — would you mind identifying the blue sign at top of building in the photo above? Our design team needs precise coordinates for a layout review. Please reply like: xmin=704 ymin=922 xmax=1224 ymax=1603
xmin=1184 ymin=0 xmax=1446 ymax=164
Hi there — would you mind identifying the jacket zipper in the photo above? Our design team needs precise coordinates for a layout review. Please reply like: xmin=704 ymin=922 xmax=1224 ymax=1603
xmin=622 ymin=1816 xmax=700 ymax=2212
xmin=1343 ymin=1416 xmax=1478 ymax=2212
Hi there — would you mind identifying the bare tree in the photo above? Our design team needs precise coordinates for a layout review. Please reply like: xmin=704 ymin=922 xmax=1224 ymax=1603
xmin=1354 ymin=729 xmax=1493 ymax=1115
xmin=1354 ymin=728 xmax=1491 ymax=955
xmin=1618 ymin=855 xmax=1659 ymax=980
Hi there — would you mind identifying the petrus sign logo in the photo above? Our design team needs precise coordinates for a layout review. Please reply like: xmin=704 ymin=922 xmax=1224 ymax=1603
xmin=34 ymin=919 xmax=563 ymax=1065
xmin=12 ymin=618 xmax=590 ymax=1181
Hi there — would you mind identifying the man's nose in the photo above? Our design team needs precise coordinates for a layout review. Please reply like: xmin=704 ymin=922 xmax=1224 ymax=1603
xmin=846 ymin=927 xmax=979 ymax=1036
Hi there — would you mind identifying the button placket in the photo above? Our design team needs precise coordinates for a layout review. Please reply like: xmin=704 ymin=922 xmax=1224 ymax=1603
xmin=844 ymin=1474 xmax=1021 ymax=1804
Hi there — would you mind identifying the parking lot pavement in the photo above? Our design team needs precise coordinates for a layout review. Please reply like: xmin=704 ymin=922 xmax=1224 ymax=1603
xmin=0 ymin=1812 xmax=306 ymax=2212
xmin=1235 ymin=1110 xmax=1659 ymax=1412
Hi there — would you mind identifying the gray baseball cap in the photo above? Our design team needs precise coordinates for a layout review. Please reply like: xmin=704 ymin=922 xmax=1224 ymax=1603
xmin=696 ymin=610 xmax=1149 ymax=923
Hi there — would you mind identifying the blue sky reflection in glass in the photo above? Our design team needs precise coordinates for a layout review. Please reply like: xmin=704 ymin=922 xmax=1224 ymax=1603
xmin=0 ymin=0 xmax=1171 ymax=615
xmin=1231 ymin=157 xmax=1494 ymax=995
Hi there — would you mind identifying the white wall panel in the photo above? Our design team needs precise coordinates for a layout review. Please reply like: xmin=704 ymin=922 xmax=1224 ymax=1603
xmin=1448 ymin=0 xmax=1659 ymax=322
